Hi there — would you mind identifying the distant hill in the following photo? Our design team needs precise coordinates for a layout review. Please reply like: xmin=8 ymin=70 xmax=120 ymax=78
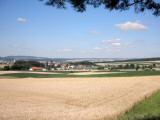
xmin=95 ymin=57 xmax=160 ymax=63
xmin=116 ymin=57 xmax=160 ymax=62
xmin=0 ymin=56 xmax=68 ymax=62
xmin=0 ymin=56 xmax=160 ymax=63
xmin=0 ymin=56 xmax=125 ymax=62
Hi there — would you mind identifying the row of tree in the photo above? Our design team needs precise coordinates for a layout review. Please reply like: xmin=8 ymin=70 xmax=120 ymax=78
xmin=106 ymin=64 xmax=155 ymax=71
xmin=95 ymin=63 xmax=156 ymax=71
xmin=69 ymin=61 xmax=96 ymax=66
xmin=3 ymin=61 xmax=44 ymax=70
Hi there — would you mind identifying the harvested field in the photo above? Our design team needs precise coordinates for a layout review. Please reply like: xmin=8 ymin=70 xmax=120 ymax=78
xmin=0 ymin=76 xmax=160 ymax=120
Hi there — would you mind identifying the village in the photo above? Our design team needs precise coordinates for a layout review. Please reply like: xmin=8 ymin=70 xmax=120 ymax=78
xmin=0 ymin=59 xmax=97 ymax=71
xmin=1 ymin=58 xmax=160 ymax=72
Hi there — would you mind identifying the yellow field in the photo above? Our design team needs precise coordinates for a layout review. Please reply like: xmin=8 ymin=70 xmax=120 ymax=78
xmin=0 ymin=76 xmax=160 ymax=120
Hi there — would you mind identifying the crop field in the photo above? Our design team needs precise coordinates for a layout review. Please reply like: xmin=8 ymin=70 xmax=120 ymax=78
xmin=0 ymin=76 xmax=160 ymax=120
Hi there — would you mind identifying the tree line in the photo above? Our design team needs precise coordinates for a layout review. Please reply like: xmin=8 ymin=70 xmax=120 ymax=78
xmin=3 ymin=61 xmax=44 ymax=71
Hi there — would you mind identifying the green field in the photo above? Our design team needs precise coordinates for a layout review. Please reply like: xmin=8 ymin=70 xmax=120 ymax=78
xmin=0 ymin=71 xmax=160 ymax=78
xmin=119 ymin=91 xmax=160 ymax=120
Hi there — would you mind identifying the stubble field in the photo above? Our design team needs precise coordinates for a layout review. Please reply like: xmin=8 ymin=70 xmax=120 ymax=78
xmin=0 ymin=76 xmax=160 ymax=120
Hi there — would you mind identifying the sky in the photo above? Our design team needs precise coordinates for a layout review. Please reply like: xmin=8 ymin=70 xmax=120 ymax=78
xmin=0 ymin=0 xmax=160 ymax=58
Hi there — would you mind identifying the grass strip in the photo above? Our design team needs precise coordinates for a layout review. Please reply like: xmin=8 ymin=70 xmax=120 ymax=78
xmin=119 ymin=91 xmax=160 ymax=120
xmin=0 ymin=71 xmax=160 ymax=78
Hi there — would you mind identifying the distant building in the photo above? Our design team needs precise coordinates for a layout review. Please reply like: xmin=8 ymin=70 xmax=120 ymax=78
xmin=0 ymin=62 xmax=14 ymax=68
xmin=29 ymin=67 xmax=46 ymax=71
xmin=0 ymin=63 xmax=8 ymax=68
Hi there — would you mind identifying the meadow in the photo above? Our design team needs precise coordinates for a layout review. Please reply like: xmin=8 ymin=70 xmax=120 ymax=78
xmin=0 ymin=71 xmax=160 ymax=78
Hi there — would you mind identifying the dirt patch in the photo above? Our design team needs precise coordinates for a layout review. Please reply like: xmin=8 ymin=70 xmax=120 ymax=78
xmin=0 ymin=76 xmax=160 ymax=120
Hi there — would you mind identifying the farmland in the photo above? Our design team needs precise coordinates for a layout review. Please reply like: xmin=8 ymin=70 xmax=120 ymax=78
xmin=0 ymin=75 xmax=160 ymax=120
xmin=1 ymin=0 xmax=160 ymax=119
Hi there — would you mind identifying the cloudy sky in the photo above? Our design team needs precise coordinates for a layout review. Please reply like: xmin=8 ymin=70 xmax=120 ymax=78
xmin=0 ymin=0 xmax=160 ymax=58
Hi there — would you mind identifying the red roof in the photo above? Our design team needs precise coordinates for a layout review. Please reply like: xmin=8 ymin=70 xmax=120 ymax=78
xmin=31 ymin=67 xmax=44 ymax=71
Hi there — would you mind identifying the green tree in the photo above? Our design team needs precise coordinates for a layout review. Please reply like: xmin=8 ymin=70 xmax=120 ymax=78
xmin=148 ymin=65 xmax=153 ymax=69
xmin=97 ymin=66 xmax=105 ymax=70
xmin=130 ymin=64 xmax=135 ymax=69
xmin=3 ymin=66 xmax=10 ymax=71
xmin=69 ymin=61 xmax=95 ymax=66
xmin=41 ymin=0 xmax=160 ymax=16
xmin=152 ymin=63 xmax=156 ymax=67
xmin=135 ymin=65 xmax=140 ymax=71
xmin=124 ymin=64 xmax=130 ymax=69
xmin=11 ymin=61 xmax=45 ymax=70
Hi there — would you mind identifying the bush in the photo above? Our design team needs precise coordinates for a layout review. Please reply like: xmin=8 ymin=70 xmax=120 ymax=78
xmin=97 ymin=66 xmax=105 ymax=70
xmin=3 ymin=66 xmax=10 ymax=71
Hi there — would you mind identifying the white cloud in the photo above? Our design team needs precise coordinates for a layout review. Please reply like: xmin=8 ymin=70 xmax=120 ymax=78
xmin=111 ymin=42 xmax=121 ymax=47
xmin=102 ymin=38 xmax=121 ymax=46
xmin=17 ymin=17 xmax=27 ymax=23
xmin=93 ymin=47 xmax=102 ymax=50
xmin=101 ymin=38 xmax=133 ymax=51
xmin=107 ymin=38 xmax=120 ymax=43
xmin=90 ymin=30 xmax=101 ymax=35
xmin=115 ymin=21 xmax=147 ymax=31
xmin=58 ymin=48 xmax=72 ymax=52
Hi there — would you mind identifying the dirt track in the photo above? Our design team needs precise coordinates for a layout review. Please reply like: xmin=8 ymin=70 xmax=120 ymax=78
xmin=0 ymin=76 xmax=160 ymax=120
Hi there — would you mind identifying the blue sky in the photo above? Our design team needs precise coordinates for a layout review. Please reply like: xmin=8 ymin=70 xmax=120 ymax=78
xmin=0 ymin=0 xmax=160 ymax=58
